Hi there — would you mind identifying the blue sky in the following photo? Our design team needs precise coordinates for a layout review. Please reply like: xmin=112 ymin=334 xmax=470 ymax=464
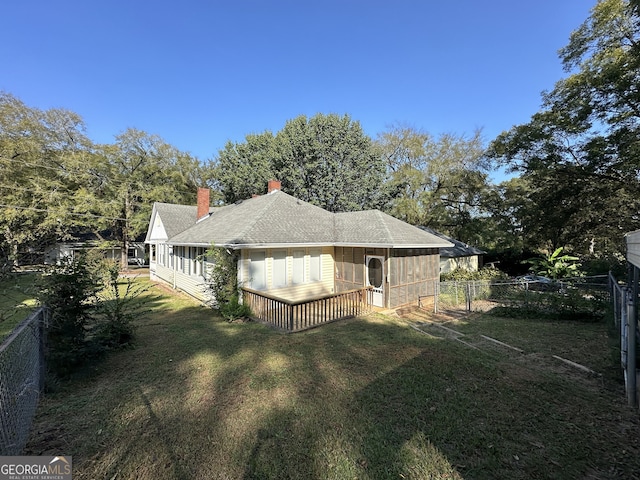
xmin=1 ymin=1 xmax=595 ymax=181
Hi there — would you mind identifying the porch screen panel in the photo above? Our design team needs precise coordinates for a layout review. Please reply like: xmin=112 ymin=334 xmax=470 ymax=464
xmin=407 ymin=254 xmax=414 ymax=283
xmin=343 ymin=248 xmax=354 ymax=283
xmin=353 ymin=248 xmax=364 ymax=285
xmin=335 ymin=247 xmax=344 ymax=281
xmin=389 ymin=257 xmax=398 ymax=286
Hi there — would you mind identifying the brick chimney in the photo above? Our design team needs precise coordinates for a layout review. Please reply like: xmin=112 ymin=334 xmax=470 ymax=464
xmin=267 ymin=179 xmax=281 ymax=193
xmin=197 ymin=188 xmax=210 ymax=221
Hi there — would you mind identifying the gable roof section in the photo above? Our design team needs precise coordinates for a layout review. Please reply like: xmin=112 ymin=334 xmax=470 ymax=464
xmin=156 ymin=191 xmax=453 ymax=249
xmin=418 ymin=227 xmax=486 ymax=258
xmin=145 ymin=202 xmax=215 ymax=243
xmin=335 ymin=210 xmax=451 ymax=248
xmin=168 ymin=191 xmax=335 ymax=247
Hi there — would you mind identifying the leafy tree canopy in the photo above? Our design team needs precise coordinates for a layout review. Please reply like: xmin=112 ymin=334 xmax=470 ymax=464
xmin=214 ymin=114 xmax=387 ymax=212
xmin=487 ymin=0 xmax=640 ymax=256
xmin=376 ymin=124 xmax=490 ymax=244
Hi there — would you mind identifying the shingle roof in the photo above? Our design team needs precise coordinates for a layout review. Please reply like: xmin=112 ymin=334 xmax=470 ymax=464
xmin=152 ymin=203 xmax=199 ymax=238
xmin=157 ymin=191 xmax=452 ymax=249
xmin=418 ymin=227 xmax=486 ymax=258
xmin=335 ymin=210 xmax=451 ymax=247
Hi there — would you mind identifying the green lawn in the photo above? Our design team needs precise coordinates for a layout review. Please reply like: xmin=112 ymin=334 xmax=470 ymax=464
xmin=0 ymin=273 xmax=40 ymax=339
xmin=26 ymin=280 xmax=640 ymax=479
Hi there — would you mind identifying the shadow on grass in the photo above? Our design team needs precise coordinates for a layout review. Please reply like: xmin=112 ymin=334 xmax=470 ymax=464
xmin=25 ymin=283 xmax=640 ymax=480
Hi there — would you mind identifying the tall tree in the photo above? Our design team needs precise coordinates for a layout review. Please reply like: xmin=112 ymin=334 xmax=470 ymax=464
xmin=214 ymin=132 xmax=276 ymax=204
xmin=487 ymin=0 xmax=640 ymax=255
xmin=213 ymin=114 xmax=387 ymax=212
xmin=376 ymin=125 xmax=490 ymax=243
xmin=94 ymin=128 xmax=207 ymax=267
xmin=0 ymin=92 xmax=93 ymax=265
xmin=273 ymin=114 xmax=386 ymax=212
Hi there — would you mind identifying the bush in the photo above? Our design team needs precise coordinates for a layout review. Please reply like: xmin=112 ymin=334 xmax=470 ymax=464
xmin=441 ymin=265 xmax=509 ymax=282
xmin=219 ymin=296 xmax=252 ymax=322
xmin=93 ymin=260 xmax=148 ymax=349
xmin=38 ymin=255 xmax=101 ymax=376
xmin=206 ymin=246 xmax=252 ymax=321
xmin=489 ymin=287 xmax=608 ymax=322
xmin=39 ymin=254 xmax=148 ymax=378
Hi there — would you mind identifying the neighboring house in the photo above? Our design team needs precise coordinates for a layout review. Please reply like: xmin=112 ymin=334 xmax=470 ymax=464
xmin=44 ymin=233 xmax=146 ymax=266
xmin=418 ymin=227 xmax=485 ymax=274
xmin=145 ymin=181 xmax=452 ymax=324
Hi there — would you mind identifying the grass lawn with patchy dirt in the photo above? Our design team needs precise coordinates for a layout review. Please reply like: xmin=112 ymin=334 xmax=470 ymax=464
xmin=26 ymin=280 xmax=640 ymax=479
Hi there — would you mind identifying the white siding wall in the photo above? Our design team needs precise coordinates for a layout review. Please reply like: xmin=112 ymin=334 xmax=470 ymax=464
xmin=151 ymin=243 xmax=211 ymax=303
xmin=240 ymin=246 xmax=335 ymax=301
xmin=440 ymin=255 xmax=480 ymax=274
xmin=627 ymin=230 xmax=640 ymax=268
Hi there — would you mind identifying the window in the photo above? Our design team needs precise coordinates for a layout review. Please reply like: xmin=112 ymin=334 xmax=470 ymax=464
xmin=292 ymin=249 xmax=305 ymax=285
xmin=150 ymin=245 xmax=156 ymax=262
xmin=194 ymin=248 xmax=203 ymax=277
xmin=272 ymin=249 xmax=287 ymax=288
xmin=249 ymin=250 xmax=266 ymax=290
xmin=310 ymin=248 xmax=322 ymax=282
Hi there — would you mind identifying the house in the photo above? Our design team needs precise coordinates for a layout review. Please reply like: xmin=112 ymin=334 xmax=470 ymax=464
xmin=418 ymin=227 xmax=485 ymax=274
xmin=145 ymin=180 xmax=452 ymax=330
xmin=44 ymin=232 xmax=146 ymax=266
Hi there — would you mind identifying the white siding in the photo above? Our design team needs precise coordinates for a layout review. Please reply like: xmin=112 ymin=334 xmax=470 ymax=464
xmin=627 ymin=230 xmax=640 ymax=268
xmin=440 ymin=255 xmax=479 ymax=274
xmin=239 ymin=246 xmax=335 ymax=300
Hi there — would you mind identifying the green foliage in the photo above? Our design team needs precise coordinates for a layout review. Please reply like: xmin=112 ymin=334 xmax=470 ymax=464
xmin=206 ymin=246 xmax=251 ymax=321
xmin=376 ymin=125 xmax=490 ymax=241
xmin=38 ymin=255 xmax=101 ymax=376
xmin=93 ymin=260 xmax=149 ymax=349
xmin=274 ymin=114 xmax=387 ymax=212
xmin=525 ymin=247 xmax=584 ymax=279
xmin=214 ymin=114 xmax=387 ymax=212
xmin=219 ymin=296 xmax=252 ymax=322
xmin=491 ymin=288 xmax=608 ymax=322
xmin=38 ymin=253 xmax=148 ymax=378
xmin=441 ymin=265 xmax=509 ymax=282
xmin=486 ymin=0 xmax=640 ymax=255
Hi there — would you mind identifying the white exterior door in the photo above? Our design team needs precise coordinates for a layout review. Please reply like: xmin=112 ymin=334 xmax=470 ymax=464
xmin=366 ymin=255 xmax=385 ymax=307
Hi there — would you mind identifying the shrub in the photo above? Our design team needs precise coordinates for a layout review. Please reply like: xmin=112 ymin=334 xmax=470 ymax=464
xmin=441 ymin=265 xmax=509 ymax=282
xmin=39 ymin=254 xmax=148 ymax=378
xmin=38 ymin=255 xmax=101 ymax=376
xmin=206 ymin=246 xmax=252 ymax=321
xmin=93 ymin=260 xmax=148 ymax=349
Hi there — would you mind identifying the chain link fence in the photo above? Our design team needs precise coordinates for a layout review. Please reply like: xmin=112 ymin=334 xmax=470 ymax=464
xmin=0 ymin=307 xmax=47 ymax=455
xmin=432 ymin=276 xmax=610 ymax=313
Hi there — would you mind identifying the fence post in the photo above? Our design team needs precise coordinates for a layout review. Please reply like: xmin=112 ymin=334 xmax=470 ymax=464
xmin=465 ymin=282 xmax=472 ymax=311
xmin=626 ymin=287 xmax=637 ymax=407
xmin=38 ymin=308 xmax=47 ymax=393
xmin=434 ymin=280 xmax=439 ymax=313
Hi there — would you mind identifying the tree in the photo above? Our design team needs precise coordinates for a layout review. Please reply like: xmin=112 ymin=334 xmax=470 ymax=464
xmin=213 ymin=114 xmax=387 ymax=212
xmin=214 ymin=132 xmax=276 ymax=204
xmin=93 ymin=128 xmax=208 ymax=268
xmin=376 ymin=124 xmax=490 ymax=243
xmin=487 ymin=0 xmax=640 ymax=255
xmin=0 ymin=92 xmax=94 ymax=265
xmin=273 ymin=114 xmax=386 ymax=212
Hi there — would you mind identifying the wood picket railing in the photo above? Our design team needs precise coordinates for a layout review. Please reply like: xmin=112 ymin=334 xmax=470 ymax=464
xmin=241 ymin=287 xmax=373 ymax=332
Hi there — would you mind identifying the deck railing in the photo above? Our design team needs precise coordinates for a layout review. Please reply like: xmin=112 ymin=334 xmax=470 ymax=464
xmin=241 ymin=287 xmax=373 ymax=332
